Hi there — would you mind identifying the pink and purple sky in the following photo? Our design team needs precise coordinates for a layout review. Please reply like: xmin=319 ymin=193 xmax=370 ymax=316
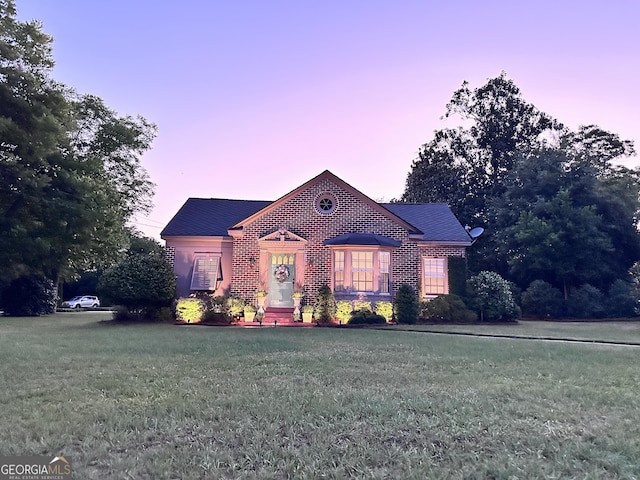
xmin=16 ymin=1 xmax=640 ymax=240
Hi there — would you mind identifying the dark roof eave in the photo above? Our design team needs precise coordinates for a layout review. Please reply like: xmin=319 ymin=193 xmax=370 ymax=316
xmin=323 ymin=233 xmax=402 ymax=247
xmin=416 ymin=240 xmax=473 ymax=247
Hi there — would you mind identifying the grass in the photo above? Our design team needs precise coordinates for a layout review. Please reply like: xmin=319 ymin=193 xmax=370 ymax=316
xmin=387 ymin=320 xmax=640 ymax=344
xmin=1 ymin=313 xmax=639 ymax=479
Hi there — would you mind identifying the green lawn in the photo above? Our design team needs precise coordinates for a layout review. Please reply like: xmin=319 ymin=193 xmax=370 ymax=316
xmin=1 ymin=314 xmax=639 ymax=479
xmin=387 ymin=320 xmax=640 ymax=344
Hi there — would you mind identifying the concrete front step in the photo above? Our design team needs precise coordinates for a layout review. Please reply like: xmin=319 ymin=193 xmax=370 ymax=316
xmin=240 ymin=307 xmax=314 ymax=327
xmin=263 ymin=307 xmax=294 ymax=322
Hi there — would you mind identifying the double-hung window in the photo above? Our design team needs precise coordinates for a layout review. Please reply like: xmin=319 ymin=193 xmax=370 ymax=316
xmin=190 ymin=254 xmax=222 ymax=291
xmin=351 ymin=251 xmax=374 ymax=292
xmin=379 ymin=251 xmax=390 ymax=294
xmin=422 ymin=258 xmax=446 ymax=296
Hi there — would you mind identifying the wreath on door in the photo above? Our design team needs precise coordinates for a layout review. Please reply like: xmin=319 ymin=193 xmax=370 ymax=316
xmin=273 ymin=264 xmax=290 ymax=283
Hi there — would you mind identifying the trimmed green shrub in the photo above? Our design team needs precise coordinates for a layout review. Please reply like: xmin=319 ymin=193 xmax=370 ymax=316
xmin=202 ymin=311 xmax=231 ymax=324
xmin=521 ymin=280 xmax=564 ymax=318
xmin=606 ymin=279 xmax=637 ymax=318
xmin=394 ymin=283 xmax=418 ymax=324
xmin=148 ymin=307 xmax=174 ymax=322
xmin=348 ymin=310 xmax=387 ymax=325
xmin=98 ymin=254 xmax=176 ymax=313
xmin=112 ymin=305 xmax=132 ymax=321
xmin=353 ymin=300 xmax=372 ymax=312
xmin=314 ymin=285 xmax=336 ymax=323
xmin=466 ymin=271 xmax=520 ymax=322
xmin=421 ymin=294 xmax=477 ymax=323
xmin=2 ymin=275 xmax=57 ymax=316
xmin=192 ymin=292 xmax=225 ymax=314
xmin=226 ymin=297 xmax=245 ymax=320
xmin=336 ymin=300 xmax=353 ymax=323
xmin=374 ymin=301 xmax=393 ymax=322
xmin=566 ymin=284 xmax=605 ymax=318
xmin=176 ymin=297 xmax=206 ymax=323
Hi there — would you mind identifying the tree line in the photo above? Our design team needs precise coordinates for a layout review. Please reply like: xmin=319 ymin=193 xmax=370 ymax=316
xmin=1 ymin=0 xmax=157 ymax=311
xmin=403 ymin=72 xmax=640 ymax=316
xmin=3 ymin=0 xmax=639 ymax=319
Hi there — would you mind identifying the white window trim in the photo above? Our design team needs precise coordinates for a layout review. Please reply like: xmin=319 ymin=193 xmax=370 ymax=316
xmin=351 ymin=250 xmax=374 ymax=293
xmin=379 ymin=251 xmax=390 ymax=294
xmin=334 ymin=251 xmax=345 ymax=291
xmin=330 ymin=247 xmax=393 ymax=295
xmin=422 ymin=257 xmax=447 ymax=297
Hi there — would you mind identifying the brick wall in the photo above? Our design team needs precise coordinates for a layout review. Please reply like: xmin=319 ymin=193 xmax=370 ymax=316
xmin=418 ymin=245 xmax=466 ymax=258
xmin=231 ymin=178 xmax=419 ymax=303
xmin=165 ymin=246 xmax=176 ymax=268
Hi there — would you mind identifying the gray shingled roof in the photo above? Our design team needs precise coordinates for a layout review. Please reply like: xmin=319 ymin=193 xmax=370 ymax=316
xmin=160 ymin=198 xmax=270 ymax=236
xmin=161 ymin=198 xmax=471 ymax=244
xmin=382 ymin=203 xmax=472 ymax=243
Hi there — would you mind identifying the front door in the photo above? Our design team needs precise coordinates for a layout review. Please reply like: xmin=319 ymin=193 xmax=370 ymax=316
xmin=269 ymin=253 xmax=295 ymax=307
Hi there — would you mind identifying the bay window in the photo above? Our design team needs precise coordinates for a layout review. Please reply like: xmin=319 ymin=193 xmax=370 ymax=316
xmin=331 ymin=249 xmax=391 ymax=294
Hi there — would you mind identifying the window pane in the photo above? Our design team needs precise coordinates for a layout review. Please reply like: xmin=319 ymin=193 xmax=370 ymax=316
xmin=423 ymin=258 xmax=445 ymax=295
xmin=334 ymin=251 xmax=345 ymax=291
xmin=190 ymin=256 xmax=220 ymax=290
xmin=352 ymin=251 xmax=373 ymax=292
xmin=379 ymin=252 xmax=390 ymax=293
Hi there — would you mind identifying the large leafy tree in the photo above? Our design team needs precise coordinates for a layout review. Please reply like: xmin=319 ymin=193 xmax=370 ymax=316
xmin=495 ymin=143 xmax=640 ymax=296
xmin=403 ymin=74 xmax=640 ymax=295
xmin=403 ymin=72 xmax=562 ymax=225
xmin=0 ymin=1 xmax=155 ymax=287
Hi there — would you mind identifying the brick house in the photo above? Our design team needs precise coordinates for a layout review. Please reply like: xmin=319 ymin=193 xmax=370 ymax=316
xmin=161 ymin=170 xmax=473 ymax=315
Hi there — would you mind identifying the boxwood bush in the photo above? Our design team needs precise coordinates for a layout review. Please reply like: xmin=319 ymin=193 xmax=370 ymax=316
xmin=420 ymin=294 xmax=477 ymax=323
xmin=394 ymin=283 xmax=418 ymax=324
xmin=521 ymin=280 xmax=564 ymax=318
xmin=566 ymin=284 xmax=605 ymax=318
xmin=335 ymin=300 xmax=353 ymax=323
xmin=175 ymin=297 xmax=206 ymax=323
xmin=348 ymin=309 xmax=387 ymax=325
xmin=466 ymin=271 xmax=520 ymax=322
xmin=374 ymin=301 xmax=393 ymax=322
xmin=314 ymin=285 xmax=336 ymax=323
xmin=606 ymin=279 xmax=637 ymax=318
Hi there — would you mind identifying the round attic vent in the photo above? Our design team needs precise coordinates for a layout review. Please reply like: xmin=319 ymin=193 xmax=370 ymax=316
xmin=315 ymin=193 xmax=337 ymax=215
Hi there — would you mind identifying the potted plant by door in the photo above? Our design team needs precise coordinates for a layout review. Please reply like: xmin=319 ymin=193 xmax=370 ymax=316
xmin=301 ymin=305 xmax=314 ymax=323
xmin=244 ymin=304 xmax=257 ymax=322
xmin=256 ymin=286 xmax=267 ymax=316
xmin=292 ymin=284 xmax=304 ymax=320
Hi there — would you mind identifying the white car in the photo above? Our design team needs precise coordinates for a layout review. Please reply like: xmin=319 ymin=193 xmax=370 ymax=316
xmin=62 ymin=295 xmax=100 ymax=309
